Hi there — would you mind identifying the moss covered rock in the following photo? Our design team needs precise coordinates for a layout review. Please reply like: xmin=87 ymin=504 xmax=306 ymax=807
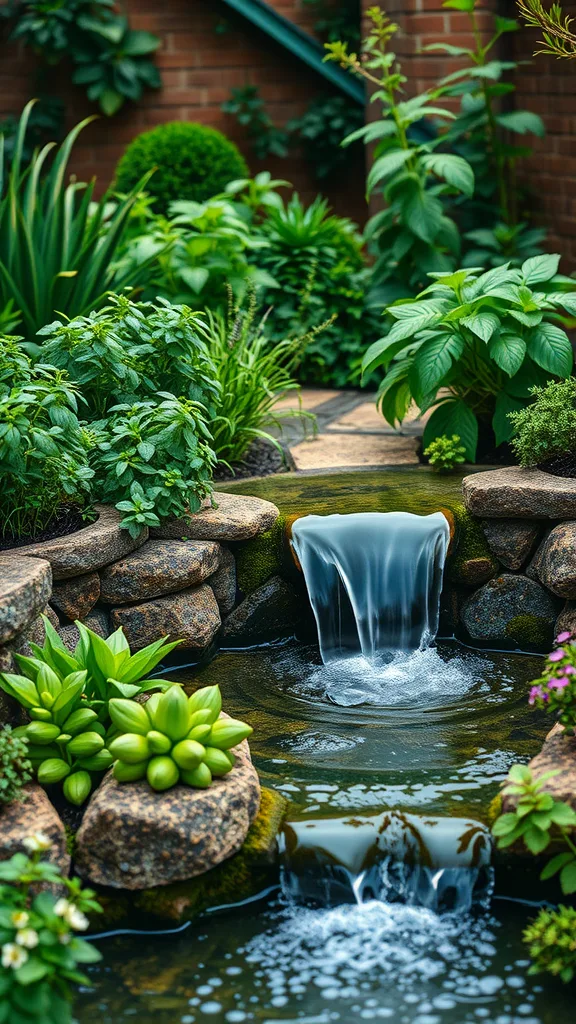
xmin=234 ymin=516 xmax=285 ymax=596
xmin=446 ymin=503 xmax=500 ymax=586
xmin=504 ymin=614 xmax=553 ymax=649
xmin=132 ymin=787 xmax=288 ymax=922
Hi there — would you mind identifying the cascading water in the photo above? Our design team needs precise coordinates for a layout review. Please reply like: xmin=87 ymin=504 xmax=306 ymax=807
xmin=291 ymin=511 xmax=450 ymax=663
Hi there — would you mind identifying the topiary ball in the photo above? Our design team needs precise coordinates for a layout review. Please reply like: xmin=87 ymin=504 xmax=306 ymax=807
xmin=114 ymin=121 xmax=249 ymax=214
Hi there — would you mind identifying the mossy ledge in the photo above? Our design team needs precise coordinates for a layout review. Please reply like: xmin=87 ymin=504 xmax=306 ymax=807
xmin=505 ymin=614 xmax=554 ymax=649
xmin=233 ymin=516 xmax=286 ymax=595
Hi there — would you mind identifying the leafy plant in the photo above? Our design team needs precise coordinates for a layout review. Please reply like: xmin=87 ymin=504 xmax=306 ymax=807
xmin=518 ymin=0 xmax=576 ymax=59
xmin=108 ymin=683 xmax=253 ymax=792
xmin=325 ymin=8 xmax=475 ymax=304
xmin=195 ymin=295 xmax=319 ymax=466
xmin=0 ymin=725 xmax=32 ymax=805
xmin=222 ymin=86 xmax=289 ymax=159
xmin=463 ymin=223 xmax=547 ymax=270
xmin=0 ymin=102 xmax=156 ymax=337
xmin=0 ymin=96 xmax=64 ymax=166
xmin=424 ymin=434 xmax=467 ymax=472
xmin=0 ymin=343 xmax=93 ymax=542
xmin=0 ymin=617 xmax=182 ymax=804
xmin=526 ymin=630 xmax=576 ymax=732
xmin=4 ymin=0 xmax=161 ymax=115
xmin=363 ymin=256 xmax=576 ymax=461
xmin=523 ymin=905 xmax=576 ymax=983
xmin=114 ymin=122 xmax=249 ymax=215
xmin=287 ymin=94 xmax=364 ymax=181
xmin=492 ymin=764 xmax=576 ymax=892
xmin=509 ymin=377 xmax=576 ymax=468
xmin=303 ymin=0 xmax=361 ymax=46
xmin=0 ymin=834 xmax=102 ymax=1023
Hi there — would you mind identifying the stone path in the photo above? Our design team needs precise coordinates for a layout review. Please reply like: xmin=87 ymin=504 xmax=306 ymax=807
xmin=274 ymin=389 xmax=431 ymax=472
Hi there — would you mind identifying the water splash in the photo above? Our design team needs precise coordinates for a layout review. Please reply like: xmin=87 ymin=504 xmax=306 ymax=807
xmin=291 ymin=511 xmax=450 ymax=662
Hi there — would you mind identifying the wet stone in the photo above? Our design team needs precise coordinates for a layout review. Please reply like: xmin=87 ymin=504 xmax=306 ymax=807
xmin=208 ymin=545 xmax=237 ymax=615
xmin=480 ymin=519 xmax=541 ymax=571
xmin=99 ymin=540 xmax=220 ymax=604
xmin=110 ymin=584 xmax=221 ymax=650
xmin=461 ymin=573 xmax=558 ymax=644
xmin=222 ymin=575 xmax=302 ymax=643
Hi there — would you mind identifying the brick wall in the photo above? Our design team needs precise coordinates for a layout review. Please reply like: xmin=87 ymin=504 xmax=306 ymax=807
xmin=0 ymin=0 xmax=367 ymax=223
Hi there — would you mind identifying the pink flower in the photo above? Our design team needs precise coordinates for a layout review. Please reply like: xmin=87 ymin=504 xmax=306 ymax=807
xmin=549 ymin=649 xmax=566 ymax=662
xmin=549 ymin=677 xmax=570 ymax=690
xmin=529 ymin=685 xmax=545 ymax=704
xmin=556 ymin=632 xmax=573 ymax=644
xmin=565 ymin=666 xmax=576 ymax=675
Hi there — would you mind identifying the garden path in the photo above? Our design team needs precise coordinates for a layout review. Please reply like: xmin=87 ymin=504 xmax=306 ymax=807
xmin=274 ymin=390 xmax=432 ymax=471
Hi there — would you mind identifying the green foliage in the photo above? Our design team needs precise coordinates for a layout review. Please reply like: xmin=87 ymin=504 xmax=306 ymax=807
xmin=524 ymin=905 xmax=576 ymax=983
xmin=509 ymin=377 xmax=576 ymax=467
xmin=424 ymin=434 xmax=466 ymax=472
xmin=287 ymin=94 xmax=364 ymax=181
xmin=115 ymin=122 xmax=249 ymax=215
xmin=0 ymin=725 xmax=32 ymax=805
xmin=0 ymin=96 xmax=64 ymax=166
xmin=0 ymin=836 xmax=102 ymax=1022
xmin=108 ymin=683 xmax=253 ymax=792
xmin=463 ymin=223 xmax=547 ymax=270
xmin=518 ymin=0 xmax=576 ymax=59
xmin=492 ymin=764 xmax=576 ymax=893
xmin=527 ymin=632 xmax=576 ymax=733
xmin=363 ymin=256 xmax=576 ymax=461
xmin=4 ymin=0 xmax=161 ymax=115
xmin=222 ymin=87 xmax=290 ymax=159
xmin=0 ymin=616 xmax=182 ymax=804
xmin=36 ymin=295 xmax=219 ymax=533
xmin=0 ymin=341 xmax=93 ymax=541
xmin=194 ymin=295 xmax=318 ymax=465
xmin=325 ymin=9 xmax=474 ymax=304
xmin=0 ymin=102 xmax=156 ymax=337
xmin=303 ymin=0 xmax=361 ymax=46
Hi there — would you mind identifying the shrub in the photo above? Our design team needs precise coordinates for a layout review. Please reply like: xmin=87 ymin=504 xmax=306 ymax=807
xmin=0 ymin=725 xmax=32 ymax=805
xmin=424 ymin=434 xmax=466 ymax=473
xmin=0 ymin=834 xmax=102 ymax=1023
xmin=527 ymin=630 xmax=576 ymax=734
xmin=363 ymin=256 xmax=576 ymax=461
xmin=509 ymin=377 xmax=576 ymax=467
xmin=108 ymin=683 xmax=253 ymax=792
xmin=0 ymin=342 xmax=93 ymax=542
xmin=115 ymin=122 xmax=249 ymax=214
xmin=0 ymin=102 xmax=156 ymax=337
xmin=524 ymin=905 xmax=576 ymax=983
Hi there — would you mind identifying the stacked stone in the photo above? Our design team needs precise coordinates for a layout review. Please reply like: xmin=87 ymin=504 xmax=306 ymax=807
xmin=461 ymin=468 xmax=576 ymax=646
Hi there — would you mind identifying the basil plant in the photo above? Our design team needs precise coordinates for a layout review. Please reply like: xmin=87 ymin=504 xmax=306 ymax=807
xmin=363 ymin=254 xmax=576 ymax=461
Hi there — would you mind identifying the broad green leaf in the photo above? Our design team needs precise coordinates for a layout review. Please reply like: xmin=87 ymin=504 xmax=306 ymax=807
xmin=522 ymin=253 xmax=561 ymax=285
xmin=422 ymin=399 xmax=478 ymax=461
xmin=363 ymin=334 xmax=415 ymax=375
xmin=540 ymin=851 xmax=574 ymax=880
xmin=549 ymin=802 xmax=576 ymax=827
xmin=492 ymin=813 xmax=520 ymax=837
xmin=509 ymin=764 xmax=532 ymax=783
xmin=413 ymin=333 xmax=462 ymax=399
xmin=14 ymin=957 xmax=49 ymax=985
xmin=402 ymin=188 xmax=444 ymax=245
xmin=488 ymin=331 xmax=526 ymax=376
xmin=442 ymin=0 xmax=474 ymax=10
xmin=461 ymin=310 xmax=500 ymax=341
xmin=492 ymin=391 xmax=525 ymax=445
xmin=560 ymin=860 xmax=576 ymax=894
xmin=420 ymin=153 xmax=474 ymax=197
xmin=343 ymin=120 xmax=397 ymax=147
xmin=366 ymin=149 xmax=413 ymax=193
xmin=527 ymin=322 xmax=573 ymax=376
xmin=523 ymin=825 xmax=550 ymax=855
xmin=496 ymin=110 xmax=545 ymax=136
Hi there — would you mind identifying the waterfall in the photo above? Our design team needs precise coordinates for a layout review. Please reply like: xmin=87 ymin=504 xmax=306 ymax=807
xmin=291 ymin=511 xmax=450 ymax=663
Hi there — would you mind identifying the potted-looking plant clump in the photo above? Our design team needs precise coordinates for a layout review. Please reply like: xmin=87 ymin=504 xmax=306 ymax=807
xmin=509 ymin=377 xmax=576 ymax=478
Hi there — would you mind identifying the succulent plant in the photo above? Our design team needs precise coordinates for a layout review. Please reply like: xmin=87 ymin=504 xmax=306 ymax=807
xmin=524 ymin=905 xmax=576 ymax=983
xmin=0 ymin=725 xmax=32 ymax=805
xmin=108 ymin=684 xmax=253 ymax=792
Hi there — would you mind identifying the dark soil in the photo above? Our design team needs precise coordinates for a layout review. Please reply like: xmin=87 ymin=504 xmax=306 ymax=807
xmin=214 ymin=438 xmax=294 ymax=481
xmin=0 ymin=503 xmax=90 ymax=552
xmin=538 ymin=452 xmax=576 ymax=478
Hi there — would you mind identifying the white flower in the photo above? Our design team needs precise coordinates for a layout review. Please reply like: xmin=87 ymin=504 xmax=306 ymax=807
xmin=54 ymin=898 xmax=71 ymax=918
xmin=66 ymin=906 xmax=89 ymax=932
xmin=22 ymin=832 xmax=52 ymax=853
xmin=16 ymin=928 xmax=39 ymax=949
xmin=58 ymin=932 xmax=71 ymax=945
xmin=1 ymin=943 xmax=29 ymax=970
xmin=10 ymin=911 xmax=29 ymax=929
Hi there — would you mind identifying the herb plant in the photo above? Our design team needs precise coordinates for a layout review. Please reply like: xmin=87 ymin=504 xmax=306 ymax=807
xmin=509 ymin=377 xmax=576 ymax=468
xmin=0 ymin=726 xmax=32 ymax=805
xmin=424 ymin=434 xmax=467 ymax=472
xmin=518 ymin=0 xmax=576 ymax=59
xmin=0 ymin=834 xmax=102 ymax=1023
xmin=492 ymin=765 xmax=576 ymax=892
xmin=0 ymin=102 xmax=155 ymax=336
xmin=108 ymin=684 xmax=253 ymax=792
xmin=523 ymin=905 xmax=576 ymax=983
xmin=363 ymin=256 xmax=576 ymax=460
xmin=527 ymin=631 xmax=576 ymax=733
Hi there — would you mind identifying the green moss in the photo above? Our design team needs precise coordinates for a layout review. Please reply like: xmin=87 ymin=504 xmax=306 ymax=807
xmin=446 ymin=502 xmax=499 ymax=586
xmin=487 ymin=794 xmax=502 ymax=825
xmin=64 ymin=823 xmax=77 ymax=859
xmin=234 ymin=517 xmax=286 ymax=595
xmin=133 ymin=787 xmax=289 ymax=923
xmin=505 ymin=614 xmax=553 ymax=648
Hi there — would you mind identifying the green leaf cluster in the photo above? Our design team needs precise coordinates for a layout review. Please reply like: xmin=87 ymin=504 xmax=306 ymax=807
xmin=114 ymin=122 xmax=249 ymax=215
xmin=5 ymin=0 xmax=161 ymax=115
xmin=107 ymin=683 xmax=253 ymax=792
xmin=363 ymin=255 xmax=576 ymax=460
xmin=492 ymin=764 xmax=576 ymax=893
xmin=518 ymin=0 xmax=576 ymax=60
xmin=509 ymin=376 xmax=576 ymax=467
xmin=523 ymin=905 xmax=576 ymax=984
xmin=0 ymin=841 xmax=102 ymax=1024
xmin=0 ymin=102 xmax=156 ymax=337
xmin=0 ymin=341 xmax=93 ymax=541
xmin=0 ymin=616 xmax=181 ymax=805
xmin=222 ymin=87 xmax=290 ymax=160
xmin=423 ymin=434 xmax=467 ymax=472
xmin=0 ymin=725 xmax=32 ymax=806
